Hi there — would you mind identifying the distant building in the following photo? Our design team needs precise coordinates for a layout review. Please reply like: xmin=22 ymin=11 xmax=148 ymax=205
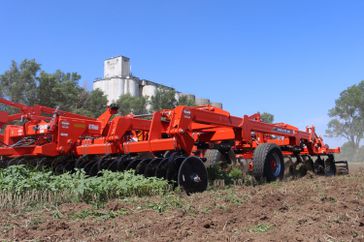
xmin=93 ymin=56 xmax=223 ymax=109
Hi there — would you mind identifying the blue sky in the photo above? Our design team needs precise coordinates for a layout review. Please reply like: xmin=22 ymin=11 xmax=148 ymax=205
xmin=1 ymin=0 xmax=364 ymax=147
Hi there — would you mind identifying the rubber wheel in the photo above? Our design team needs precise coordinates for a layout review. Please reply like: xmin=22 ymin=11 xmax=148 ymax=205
xmin=253 ymin=143 xmax=284 ymax=182
xmin=177 ymin=156 xmax=208 ymax=194
xmin=204 ymin=149 xmax=227 ymax=167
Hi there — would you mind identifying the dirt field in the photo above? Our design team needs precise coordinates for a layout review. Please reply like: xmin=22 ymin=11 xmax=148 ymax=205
xmin=0 ymin=163 xmax=363 ymax=242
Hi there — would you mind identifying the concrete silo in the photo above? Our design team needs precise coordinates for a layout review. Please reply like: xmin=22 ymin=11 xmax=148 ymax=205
xmin=93 ymin=56 xmax=133 ymax=104
xmin=210 ymin=102 xmax=223 ymax=109
xmin=93 ymin=55 xmax=224 ymax=109
xmin=123 ymin=77 xmax=140 ymax=97
xmin=142 ymin=84 xmax=158 ymax=98
xmin=195 ymin=98 xmax=210 ymax=106
xmin=104 ymin=56 xmax=130 ymax=78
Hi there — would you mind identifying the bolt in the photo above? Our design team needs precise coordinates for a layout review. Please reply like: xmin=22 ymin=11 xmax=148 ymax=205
xmin=193 ymin=174 xmax=201 ymax=183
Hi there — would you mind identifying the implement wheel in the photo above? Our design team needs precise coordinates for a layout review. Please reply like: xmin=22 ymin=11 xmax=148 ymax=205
xmin=204 ymin=149 xmax=226 ymax=167
xmin=253 ymin=143 xmax=284 ymax=182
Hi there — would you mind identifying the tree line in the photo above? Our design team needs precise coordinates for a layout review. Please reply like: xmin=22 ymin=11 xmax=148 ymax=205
xmin=0 ymin=59 xmax=278 ymax=120
xmin=0 ymin=59 xmax=276 ymax=122
xmin=0 ymin=59 xmax=197 ymax=117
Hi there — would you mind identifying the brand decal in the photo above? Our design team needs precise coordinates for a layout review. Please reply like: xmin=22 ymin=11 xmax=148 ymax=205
xmin=183 ymin=109 xmax=191 ymax=119
xmin=88 ymin=124 xmax=99 ymax=131
xmin=61 ymin=121 xmax=70 ymax=129
xmin=272 ymin=127 xmax=293 ymax=134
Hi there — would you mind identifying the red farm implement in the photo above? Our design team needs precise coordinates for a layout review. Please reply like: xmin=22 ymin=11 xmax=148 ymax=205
xmin=0 ymin=98 xmax=348 ymax=193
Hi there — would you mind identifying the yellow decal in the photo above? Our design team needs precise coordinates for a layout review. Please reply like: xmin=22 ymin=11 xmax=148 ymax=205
xmin=74 ymin=123 xmax=86 ymax=129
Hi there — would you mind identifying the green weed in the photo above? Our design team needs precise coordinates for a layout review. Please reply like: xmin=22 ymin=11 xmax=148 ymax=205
xmin=0 ymin=165 xmax=171 ymax=207
xmin=70 ymin=208 xmax=128 ymax=220
xmin=249 ymin=223 xmax=272 ymax=233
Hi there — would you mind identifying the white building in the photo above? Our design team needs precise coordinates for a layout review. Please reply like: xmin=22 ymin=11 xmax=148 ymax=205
xmin=93 ymin=56 xmax=223 ymax=109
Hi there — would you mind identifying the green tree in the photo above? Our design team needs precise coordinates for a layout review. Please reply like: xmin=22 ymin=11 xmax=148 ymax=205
xmin=0 ymin=59 xmax=107 ymax=117
xmin=47 ymin=71 xmax=83 ymax=111
xmin=117 ymin=94 xmax=147 ymax=115
xmin=72 ymin=89 xmax=108 ymax=117
xmin=326 ymin=81 xmax=364 ymax=151
xmin=177 ymin=95 xmax=195 ymax=106
xmin=150 ymin=88 xmax=177 ymax=111
xmin=84 ymin=89 xmax=108 ymax=117
xmin=0 ymin=59 xmax=40 ymax=105
xmin=37 ymin=70 xmax=83 ymax=110
xmin=37 ymin=71 xmax=58 ymax=107
xmin=260 ymin=112 xmax=274 ymax=123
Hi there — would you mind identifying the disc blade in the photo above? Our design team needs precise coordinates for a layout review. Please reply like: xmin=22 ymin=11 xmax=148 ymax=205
xmin=166 ymin=156 xmax=185 ymax=182
xmin=126 ymin=159 xmax=142 ymax=171
xmin=135 ymin=159 xmax=152 ymax=175
xmin=155 ymin=158 xmax=169 ymax=178
xmin=178 ymin=156 xmax=208 ymax=194
xmin=144 ymin=158 xmax=162 ymax=177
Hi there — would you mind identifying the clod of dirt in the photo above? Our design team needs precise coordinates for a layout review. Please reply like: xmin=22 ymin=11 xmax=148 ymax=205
xmin=297 ymin=218 xmax=308 ymax=225
xmin=203 ymin=221 xmax=215 ymax=229
xmin=56 ymin=222 xmax=70 ymax=230
xmin=320 ymin=196 xmax=336 ymax=203
xmin=106 ymin=201 xmax=123 ymax=211
xmin=279 ymin=205 xmax=289 ymax=212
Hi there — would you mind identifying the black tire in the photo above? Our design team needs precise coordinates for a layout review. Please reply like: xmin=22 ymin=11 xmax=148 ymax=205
xmin=253 ymin=143 xmax=284 ymax=182
xmin=204 ymin=149 xmax=227 ymax=167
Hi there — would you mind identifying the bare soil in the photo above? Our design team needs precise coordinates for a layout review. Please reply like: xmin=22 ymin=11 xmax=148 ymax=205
xmin=0 ymin=163 xmax=363 ymax=242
